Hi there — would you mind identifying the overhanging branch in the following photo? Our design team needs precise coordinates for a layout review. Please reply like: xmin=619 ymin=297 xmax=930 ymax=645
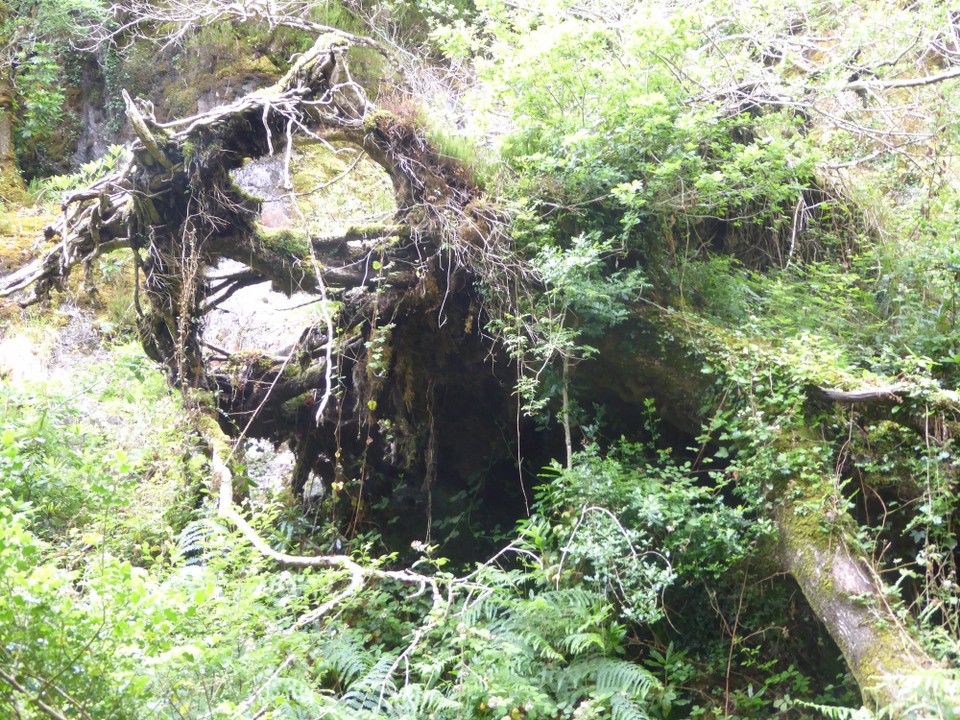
xmin=846 ymin=65 xmax=960 ymax=92
xmin=810 ymin=382 xmax=960 ymax=411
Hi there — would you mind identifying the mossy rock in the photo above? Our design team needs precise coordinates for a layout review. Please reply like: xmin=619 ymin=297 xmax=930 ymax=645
xmin=123 ymin=33 xmax=282 ymax=119
xmin=289 ymin=140 xmax=394 ymax=235
xmin=0 ymin=207 xmax=54 ymax=275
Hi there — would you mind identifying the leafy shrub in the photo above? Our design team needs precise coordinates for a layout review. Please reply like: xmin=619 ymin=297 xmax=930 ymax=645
xmin=534 ymin=439 xmax=772 ymax=624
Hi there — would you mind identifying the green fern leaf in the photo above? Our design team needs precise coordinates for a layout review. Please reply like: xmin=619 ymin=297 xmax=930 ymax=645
xmin=559 ymin=631 xmax=607 ymax=656
xmin=341 ymin=654 xmax=398 ymax=716
xmin=321 ymin=635 xmax=372 ymax=687
xmin=561 ymin=657 xmax=659 ymax=699
xmin=611 ymin=693 xmax=652 ymax=720
xmin=794 ymin=700 xmax=872 ymax=719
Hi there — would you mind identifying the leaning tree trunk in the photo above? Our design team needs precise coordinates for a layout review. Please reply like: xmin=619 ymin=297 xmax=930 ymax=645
xmin=777 ymin=482 xmax=946 ymax=710
xmin=585 ymin=312 xmax=959 ymax=715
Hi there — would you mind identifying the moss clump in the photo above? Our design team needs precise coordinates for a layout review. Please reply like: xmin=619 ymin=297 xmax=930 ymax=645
xmin=0 ymin=165 xmax=27 ymax=206
xmin=289 ymin=140 xmax=394 ymax=236
xmin=343 ymin=224 xmax=393 ymax=239
xmin=362 ymin=109 xmax=396 ymax=134
xmin=256 ymin=226 xmax=311 ymax=259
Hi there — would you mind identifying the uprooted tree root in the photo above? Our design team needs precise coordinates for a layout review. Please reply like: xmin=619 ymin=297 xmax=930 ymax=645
xmin=0 ymin=32 xmax=535 ymax=544
xmin=7 ymin=22 xmax=960 ymax=716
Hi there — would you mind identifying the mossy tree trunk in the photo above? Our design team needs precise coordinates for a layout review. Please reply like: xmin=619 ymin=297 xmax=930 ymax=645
xmin=0 ymin=1 xmax=25 ymax=204
xmin=777 ymin=486 xmax=946 ymax=711
xmin=584 ymin=314 xmax=958 ymax=715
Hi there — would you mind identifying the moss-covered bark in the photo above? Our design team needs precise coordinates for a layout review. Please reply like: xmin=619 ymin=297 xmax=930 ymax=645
xmin=579 ymin=312 xmax=960 ymax=716
xmin=0 ymin=2 xmax=25 ymax=205
xmin=777 ymin=476 xmax=955 ymax=712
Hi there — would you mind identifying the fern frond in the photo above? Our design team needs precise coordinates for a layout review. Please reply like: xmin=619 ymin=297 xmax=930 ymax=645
xmin=460 ymin=594 xmax=506 ymax=626
xmin=559 ymin=631 xmax=607 ymax=656
xmin=391 ymin=684 xmax=459 ymax=717
xmin=794 ymin=700 xmax=873 ymax=719
xmin=491 ymin=621 xmax=565 ymax=662
xmin=340 ymin=654 xmax=399 ymax=717
xmin=561 ymin=657 xmax=659 ymax=699
xmin=176 ymin=519 xmax=226 ymax=566
xmin=611 ymin=693 xmax=652 ymax=720
xmin=528 ymin=588 xmax=603 ymax=617
xmin=341 ymin=689 xmax=392 ymax=718
xmin=320 ymin=635 xmax=372 ymax=688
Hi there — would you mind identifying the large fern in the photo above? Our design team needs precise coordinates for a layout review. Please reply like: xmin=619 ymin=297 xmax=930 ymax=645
xmin=389 ymin=684 xmax=460 ymax=719
xmin=175 ymin=518 xmax=228 ymax=566
xmin=319 ymin=634 xmax=372 ymax=689
xmin=559 ymin=656 xmax=658 ymax=698
xmin=546 ymin=655 xmax=660 ymax=720
xmin=340 ymin=654 xmax=399 ymax=717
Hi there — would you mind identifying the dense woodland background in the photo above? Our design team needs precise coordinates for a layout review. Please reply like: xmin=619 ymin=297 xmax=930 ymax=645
xmin=3 ymin=0 xmax=960 ymax=718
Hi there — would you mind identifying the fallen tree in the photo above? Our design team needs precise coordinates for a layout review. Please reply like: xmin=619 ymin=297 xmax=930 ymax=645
xmin=3 ymin=17 xmax=960 ymax=718
xmin=0 ymin=28 xmax=535 ymax=536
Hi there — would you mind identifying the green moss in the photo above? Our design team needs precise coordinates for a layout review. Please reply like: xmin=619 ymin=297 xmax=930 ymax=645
xmin=287 ymin=139 xmax=394 ymax=236
xmin=156 ymin=41 xmax=280 ymax=117
xmin=181 ymin=139 xmax=197 ymax=164
xmin=347 ymin=46 xmax=397 ymax=95
xmin=0 ymin=165 xmax=27 ymax=206
xmin=256 ymin=226 xmax=311 ymax=259
xmin=0 ymin=206 xmax=53 ymax=273
xmin=773 ymin=441 xmax=950 ymax=713
xmin=345 ymin=223 xmax=393 ymax=238
xmin=232 ymin=177 xmax=266 ymax=205
xmin=280 ymin=393 xmax=313 ymax=417
xmin=363 ymin=109 xmax=395 ymax=133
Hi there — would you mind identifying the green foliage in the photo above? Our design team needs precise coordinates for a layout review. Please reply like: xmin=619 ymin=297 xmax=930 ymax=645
xmin=437 ymin=0 xmax=825 ymax=272
xmin=13 ymin=46 xmax=65 ymax=145
xmin=31 ymin=144 xmax=127 ymax=200
xmin=0 ymin=383 xmax=103 ymax=534
xmin=0 ymin=490 xmax=142 ymax=719
xmin=4 ymin=0 xmax=109 ymax=177
xmin=0 ymin=321 xmax=673 ymax=720
xmin=533 ymin=436 xmax=772 ymax=624
xmin=8 ymin=0 xmax=108 ymax=39
xmin=10 ymin=0 xmax=960 ymax=717
xmin=488 ymin=233 xmax=646 ymax=417
xmin=0 ymin=341 xmax=201 ymax=717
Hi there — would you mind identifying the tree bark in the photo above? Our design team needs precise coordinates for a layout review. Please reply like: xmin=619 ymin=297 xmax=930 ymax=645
xmin=0 ymin=1 xmax=25 ymax=204
xmin=777 ymin=471 xmax=953 ymax=711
